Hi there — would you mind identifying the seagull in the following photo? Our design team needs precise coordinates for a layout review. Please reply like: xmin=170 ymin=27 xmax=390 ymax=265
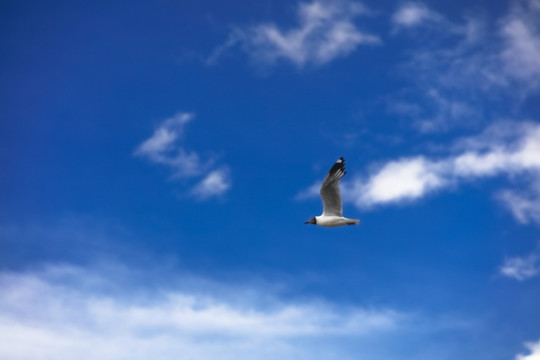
xmin=305 ymin=157 xmax=359 ymax=227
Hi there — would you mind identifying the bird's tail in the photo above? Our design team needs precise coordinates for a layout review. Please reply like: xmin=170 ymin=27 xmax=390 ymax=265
xmin=347 ymin=219 xmax=360 ymax=225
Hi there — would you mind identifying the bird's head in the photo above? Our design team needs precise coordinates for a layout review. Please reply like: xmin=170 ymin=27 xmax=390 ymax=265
xmin=304 ymin=217 xmax=317 ymax=225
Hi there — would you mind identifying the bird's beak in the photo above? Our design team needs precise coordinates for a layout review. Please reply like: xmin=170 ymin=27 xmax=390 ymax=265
xmin=304 ymin=221 xmax=310 ymax=224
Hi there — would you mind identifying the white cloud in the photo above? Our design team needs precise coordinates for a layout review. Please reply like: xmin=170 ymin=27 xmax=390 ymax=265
xmin=391 ymin=19 xmax=496 ymax=131
xmin=210 ymin=0 xmax=380 ymax=68
xmin=498 ymin=187 xmax=540 ymax=225
xmin=135 ymin=112 xmax=231 ymax=199
xmin=500 ymin=252 xmax=540 ymax=281
xmin=390 ymin=0 xmax=540 ymax=132
xmin=299 ymin=122 xmax=540 ymax=219
xmin=352 ymin=156 xmax=446 ymax=206
xmin=191 ymin=167 xmax=232 ymax=200
xmin=0 ymin=263 xmax=415 ymax=360
xmin=134 ymin=112 xmax=209 ymax=178
xmin=135 ymin=112 xmax=193 ymax=160
xmin=515 ymin=339 xmax=540 ymax=360
xmin=167 ymin=149 xmax=207 ymax=179
xmin=392 ymin=2 xmax=442 ymax=28
xmin=500 ymin=0 xmax=540 ymax=86
xmin=347 ymin=122 xmax=540 ymax=208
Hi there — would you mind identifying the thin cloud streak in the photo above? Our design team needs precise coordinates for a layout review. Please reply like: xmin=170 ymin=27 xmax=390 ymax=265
xmin=500 ymin=252 xmax=540 ymax=281
xmin=209 ymin=0 xmax=380 ymax=68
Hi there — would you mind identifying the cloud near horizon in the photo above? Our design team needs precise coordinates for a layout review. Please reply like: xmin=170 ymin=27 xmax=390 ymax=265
xmin=0 ymin=262 xmax=421 ymax=360
xmin=209 ymin=0 xmax=380 ymax=68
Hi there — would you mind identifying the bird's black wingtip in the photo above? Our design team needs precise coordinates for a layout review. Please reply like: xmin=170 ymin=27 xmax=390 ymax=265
xmin=328 ymin=157 xmax=346 ymax=177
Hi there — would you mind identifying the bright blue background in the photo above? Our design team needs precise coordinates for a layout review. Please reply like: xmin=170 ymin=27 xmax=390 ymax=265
xmin=1 ymin=1 xmax=539 ymax=359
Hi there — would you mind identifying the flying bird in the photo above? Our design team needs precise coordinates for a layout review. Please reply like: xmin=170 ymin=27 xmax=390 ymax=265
xmin=305 ymin=157 xmax=359 ymax=227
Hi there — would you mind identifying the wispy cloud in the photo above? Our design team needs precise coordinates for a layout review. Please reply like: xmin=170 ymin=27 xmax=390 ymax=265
xmin=134 ymin=112 xmax=209 ymax=178
xmin=347 ymin=122 xmax=540 ymax=209
xmin=415 ymin=89 xmax=477 ymax=133
xmin=390 ymin=0 xmax=540 ymax=132
xmin=388 ymin=90 xmax=484 ymax=134
xmin=135 ymin=112 xmax=231 ymax=199
xmin=515 ymin=339 xmax=540 ymax=360
xmin=135 ymin=113 xmax=193 ymax=159
xmin=392 ymin=2 xmax=443 ymax=28
xmin=0 ymin=263 xmax=420 ymax=360
xmin=498 ymin=183 xmax=540 ymax=225
xmin=191 ymin=167 xmax=232 ymax=200
xmin=298 ymin=122 xmax=540 ymax=222
xmin=500 ymin=0 xmax=540 ymax=87
xmin=209 ymin=0 xmax=380 ymax=68
xmin=500 ymin=251 xmax=540 ymax=281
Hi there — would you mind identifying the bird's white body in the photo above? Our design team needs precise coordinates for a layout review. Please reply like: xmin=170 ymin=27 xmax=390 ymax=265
xmin=315 ymin=215 xmax=359 ymax=227
xmin=305 ymin=157 xmax=360 ymax=228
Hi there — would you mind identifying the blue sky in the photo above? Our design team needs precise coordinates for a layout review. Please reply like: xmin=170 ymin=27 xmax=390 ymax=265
xmin=1 ymin=0 xmax=540 ymax=359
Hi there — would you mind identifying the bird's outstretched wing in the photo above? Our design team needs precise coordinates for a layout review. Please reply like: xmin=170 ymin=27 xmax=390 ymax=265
xmin=320 ymin=157 xmax=346 ymax=216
